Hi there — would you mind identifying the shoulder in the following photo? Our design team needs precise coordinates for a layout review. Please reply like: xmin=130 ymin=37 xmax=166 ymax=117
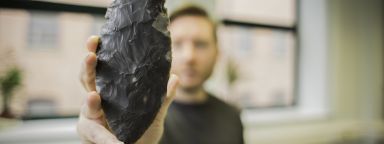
xmin=207 ymin=93 xmax=242 ymax=116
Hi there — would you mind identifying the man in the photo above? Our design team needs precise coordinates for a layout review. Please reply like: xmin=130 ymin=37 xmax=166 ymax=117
xmin=77 ymin=6 xmax=244 ymax=144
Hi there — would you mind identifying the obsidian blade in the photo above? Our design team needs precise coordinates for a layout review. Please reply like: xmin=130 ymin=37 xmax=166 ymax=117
xmin=95 ymin=0 xmax=171 ymax=143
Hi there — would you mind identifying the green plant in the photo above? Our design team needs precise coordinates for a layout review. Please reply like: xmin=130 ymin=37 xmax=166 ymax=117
xmin=0 ymin=68 xmax=22 ymax=118
xmin=227 ymin=59 xmax=238 ymax=85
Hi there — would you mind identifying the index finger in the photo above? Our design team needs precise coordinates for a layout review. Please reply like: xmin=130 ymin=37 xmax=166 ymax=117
xmin=156 ymin=74 xmax=179 ymax=118
xmin=81 ymin=52 xmax=97 ymax=92
xmin=81 ymin=91 xmax=103 ymax=119
xmin=87 ymin=35 xmax=99 ymax=53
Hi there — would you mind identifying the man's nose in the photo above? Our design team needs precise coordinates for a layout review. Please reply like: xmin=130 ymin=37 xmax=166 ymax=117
xmin=181 ymin=43 xmax=197 ymax=64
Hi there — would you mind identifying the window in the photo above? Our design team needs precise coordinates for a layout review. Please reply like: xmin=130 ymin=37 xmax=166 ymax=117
xmin=213 ymin=25 xmax=296 ymax=109
xmin=28 ymin=11 xmax=59 ymax=50
xmin=206 ymin=0 xmax=329 ymax=124
xmin=0 ymin=5 xmax=106 ymax=119
xmin=255 ymin=0 xmax=329 ymax=124
xmin=207 ymin=0 xmax=297 ymax=109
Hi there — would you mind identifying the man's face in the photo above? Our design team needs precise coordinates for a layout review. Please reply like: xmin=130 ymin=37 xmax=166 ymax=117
xmin=169 ymin=16 xmax=218 ymax=91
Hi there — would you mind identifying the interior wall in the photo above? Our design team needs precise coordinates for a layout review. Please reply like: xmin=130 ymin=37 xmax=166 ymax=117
xmin=245 ymin=0 xmax=383 ymax=143
xmin=329 ymin=0 xmax=383 ymax=121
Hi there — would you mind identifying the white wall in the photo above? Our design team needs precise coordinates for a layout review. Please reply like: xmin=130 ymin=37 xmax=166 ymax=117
xmin=245 ymin=0 xmax=384 ymax=143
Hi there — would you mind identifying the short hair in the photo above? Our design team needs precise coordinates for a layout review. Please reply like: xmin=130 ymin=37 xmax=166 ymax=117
xmin=169 ymin=5 xmax=217 ymax=43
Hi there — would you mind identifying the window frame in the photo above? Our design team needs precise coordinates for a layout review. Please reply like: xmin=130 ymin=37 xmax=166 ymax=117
xmin=240 ymin=0 xmax=330 ymax=125
xmin=217 ymin=0 xmax=298 ymax=109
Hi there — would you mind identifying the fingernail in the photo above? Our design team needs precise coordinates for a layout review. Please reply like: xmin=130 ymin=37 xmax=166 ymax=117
xmin=92 ymin=35 xmax=99 ymax=43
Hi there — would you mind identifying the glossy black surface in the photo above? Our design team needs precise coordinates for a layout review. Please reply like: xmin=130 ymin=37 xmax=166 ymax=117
xmin=96 ymin=0 xmax=171 ymax=143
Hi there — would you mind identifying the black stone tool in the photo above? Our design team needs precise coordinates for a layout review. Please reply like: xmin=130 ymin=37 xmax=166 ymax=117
xmin=95 ymin=0 xmax=171 ymax=143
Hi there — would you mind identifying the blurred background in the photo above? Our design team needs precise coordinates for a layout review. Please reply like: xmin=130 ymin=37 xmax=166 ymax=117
xmin=0 ymin=0 xmax=383 ymax=143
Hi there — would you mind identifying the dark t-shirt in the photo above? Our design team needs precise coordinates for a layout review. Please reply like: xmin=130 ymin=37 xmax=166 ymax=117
xmin=160 ymin=94 xmax=244 ymax=144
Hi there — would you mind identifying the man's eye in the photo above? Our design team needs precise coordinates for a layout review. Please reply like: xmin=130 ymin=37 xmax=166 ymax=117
xmin=194 ymin=41 xmax=208 ymax=49
xmin=172 ymin=41 xmax=182 ymax=50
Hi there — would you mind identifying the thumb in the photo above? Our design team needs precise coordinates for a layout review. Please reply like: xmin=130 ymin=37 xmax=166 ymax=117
xmin=157 ymin=74 xmax=179 ymax=119
xmin=164 ymin=74 xmax=179 ymax=108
